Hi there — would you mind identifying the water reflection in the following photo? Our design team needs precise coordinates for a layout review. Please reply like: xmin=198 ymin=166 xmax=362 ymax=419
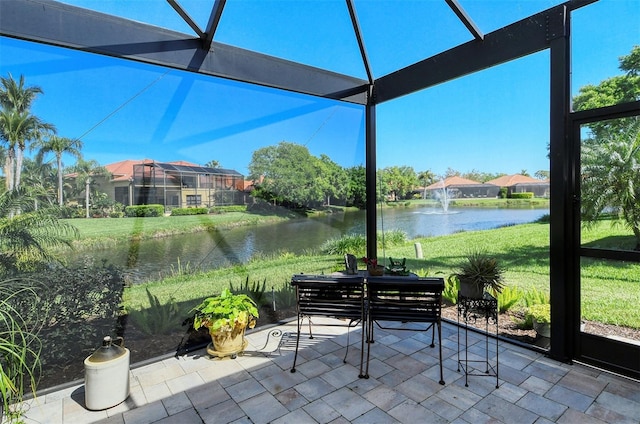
xmin=73 ymin=206 xmax=548 ymax=283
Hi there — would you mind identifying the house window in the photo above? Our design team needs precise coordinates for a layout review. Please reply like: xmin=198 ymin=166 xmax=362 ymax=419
xmin=186 ymin=195 xmax=201 ymax=206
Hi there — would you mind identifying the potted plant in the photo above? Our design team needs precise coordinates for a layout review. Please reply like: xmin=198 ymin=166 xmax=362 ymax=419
xmin=455 ymin=251 xmax=505 ymax=299
xmin=362 ymin=257 xmax=384 ymax=276
xmin=528 ymin=303 xmax=550 ymax=338
xmin=191 ymin=288 xmax=259 ymax=358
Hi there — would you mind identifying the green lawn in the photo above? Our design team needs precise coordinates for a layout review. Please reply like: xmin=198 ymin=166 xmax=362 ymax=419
xmin=121 ymin=218 xmax=639 ymax=329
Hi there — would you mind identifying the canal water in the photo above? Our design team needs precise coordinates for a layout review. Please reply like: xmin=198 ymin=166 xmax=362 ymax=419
xmin=73 ymin=206 xmax=548 ymax=283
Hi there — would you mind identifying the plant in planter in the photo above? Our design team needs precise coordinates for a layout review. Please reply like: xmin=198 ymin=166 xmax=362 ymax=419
xmin=527 ymin=303 xmax=550 ymax=338
xmin=455 ymin=251 xmax=505 ymax=299
xmin=191 ymin=289 xmax=259 ymax=358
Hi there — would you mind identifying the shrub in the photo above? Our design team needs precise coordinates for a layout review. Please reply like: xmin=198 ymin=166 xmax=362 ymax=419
xmin=521 ymin=287 xmax=549 ymax=307
xmin=127 ymin=289 xmax=182 ymax=335
xmin=7 ymin=260 xmax=125 ymax=389
xmin=274 ymin=283 xmax=296 ymax=311
xmin=124 ymin=204 xmax=164 ymax=217
xmin=497 ymin=285 xmax=522 ymax=313
xmin=443 ymin=274 xmax=459 ymax=305
xmin=0 ymin=278 xmax=42 ymax=420
xmin=171 ymin=207 xmax=208 ymax=216
xmin=229 ymin=277 xmax=269 ymax=307
xmin=527 ymin=303 xmax=550 ymax=323
xmin=510 ymin=192 xmax=534 ymax=199
xmin=321 ymin=233 xmax=366 ymax=255
xmin=499 ymin=187 xmax=508 ymax=199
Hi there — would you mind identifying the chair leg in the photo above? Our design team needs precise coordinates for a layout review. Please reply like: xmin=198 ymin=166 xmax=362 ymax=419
xmin=437 ymin=320 xmax=445 ymax=385
xmin=430 ymin=322 xmax=436 ymax=348
xmin=290 ymin=314 xmax=302 ymax=373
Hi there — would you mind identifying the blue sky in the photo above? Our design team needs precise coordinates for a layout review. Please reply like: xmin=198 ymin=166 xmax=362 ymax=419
xmin=0 ymin=0 xmax=638 ymax=178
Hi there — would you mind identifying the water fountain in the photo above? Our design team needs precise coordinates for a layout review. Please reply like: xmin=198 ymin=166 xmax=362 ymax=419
xmin=434 ymin=183 xmax=456 ymax=213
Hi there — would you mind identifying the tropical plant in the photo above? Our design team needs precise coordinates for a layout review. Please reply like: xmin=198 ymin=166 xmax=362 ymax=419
xmin=496 ymin=285 xmax=522 ymax=313
xmin=581 ymin=119 xmax=640 ymax=250
xmin=574 ymin=46 xmax=640 ymax=250
xmin=0 ymin=188 xmax=78 ymax=274
xmin=127 ymin=289 xmax=182 ymax=336
xmin=0 ymin=73 xmax=55 ymax=192
xmin=32 ymin=135 xmax=83 ymax=206
xmin=527 ymin=303 xmax=550 ymax=324
xmin=65 ymin=158 xmax=111 ymax=218
xmin=455 ymin=250 xmax=505 ymax=298
xmin=0 ymin=278 xmax=43 ymax=422
xmin=191 ymin=288 xmax=259 ymax=339
xmin=229 ymin=277 xmax=269 ymax=308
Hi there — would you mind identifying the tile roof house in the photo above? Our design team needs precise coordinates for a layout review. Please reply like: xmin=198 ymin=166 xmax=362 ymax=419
xmin=425 ymin=176 xmax=500 ymax=198
xmin=89 ymin=159 xmax=245 ymax=209
xmin=485 ymin=174 xmax=550 ymax=198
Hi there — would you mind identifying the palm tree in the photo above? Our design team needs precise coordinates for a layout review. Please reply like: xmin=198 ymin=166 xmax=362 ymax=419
xmin=0 ymin=74 xmax=54 ymax=191
xmin=0 ymin=74 xmax=42 ymax=114
xmin=0 ymin=109 xmax=54 ymax=191
xmin=581 ymin=119 xmax=640 ymax=250
xmin=21 ymin=156 xmax=57 ymax=210
xmin=417 ymin=170 xmax=436 ymax=199
xmin=32 ymin=135 xmax=83 ymax=206
xmin=0 ymin=188 xmax=78 ymax=274
xmin=67 ymin=158 xmax=111 ymax=218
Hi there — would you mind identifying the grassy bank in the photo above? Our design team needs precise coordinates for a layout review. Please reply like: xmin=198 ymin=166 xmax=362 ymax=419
xmin=64 ymin=212 xmax=292 ymax=249
xmin=123 ymin=220 xmax=639 ymax=329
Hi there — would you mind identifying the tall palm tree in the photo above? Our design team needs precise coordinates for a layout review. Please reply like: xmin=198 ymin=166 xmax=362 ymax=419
xmin=0 ymin=74 xmax=42 ymax=114
xmin=0 ymin=109 xmax=54 ymax=191
xmin=32 ymin=135 xmax=83 ymax=206
xmin=0 ymin=74 xmax=54 ymax=191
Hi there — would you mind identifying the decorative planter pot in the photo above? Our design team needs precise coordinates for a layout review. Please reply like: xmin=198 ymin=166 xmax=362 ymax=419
xmin=367 ymin=265 xmax=384 ymax=276
xmin=207 ymin=328 xmax=248 ymax=359
xmin=533 ymin=318 xmax=551 ymax=338
xmin=458 ymin=279 xmax=484 ymax=299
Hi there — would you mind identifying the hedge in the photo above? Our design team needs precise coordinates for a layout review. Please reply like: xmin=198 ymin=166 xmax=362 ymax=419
xmin=124 ymin=204 xmax=164 ymax=217
xmin=171 ymin=207 xmax=208 ymax=216
xmin=510 ymin=192 xmax=534 ymax=199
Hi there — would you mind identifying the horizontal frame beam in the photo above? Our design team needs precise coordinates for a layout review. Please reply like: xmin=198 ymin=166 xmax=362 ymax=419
xmin=0 ymin=0 xmax=368 ymax=104
xmin=374 ymin=0 xmax=595 ymax=104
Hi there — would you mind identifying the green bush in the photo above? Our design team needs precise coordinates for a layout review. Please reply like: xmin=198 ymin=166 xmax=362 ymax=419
xmin=230 ymin=277 xmax=269 ymax=307
xmin=210 ymin=205 xmax=247 ymax=213
xmin=127 ymin=289 xmax=182 ymax=335
xmin=171 ymin=207 xmax=208 ymax=216
xmin=499 ymin=187 xmax=508 ymax=199
xmin=124 ymin=204 xmax=164 ymax=217
xmin=497 ymin=285 xmax=522 ymax=313
xmin=8 ymin=260 xmax=125 ymax=389
xmin=510 ymin=192 xmax=534 ymax=199
xmin=521 ymin=287 xmax=549 ymax=307
xmin=443 ymin=274 xmax=459 ymax=305
xmin=527 ymin=303 xmax=550 ymax=323
xmin=274 ymin=283 xmax=296 ymax=311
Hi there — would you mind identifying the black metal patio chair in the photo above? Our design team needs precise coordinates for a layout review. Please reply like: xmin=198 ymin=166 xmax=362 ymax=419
xmin=290 ymin=274 xmax=366 ymax=377
xmin=364 ymin=276 xmax=445 ymax=384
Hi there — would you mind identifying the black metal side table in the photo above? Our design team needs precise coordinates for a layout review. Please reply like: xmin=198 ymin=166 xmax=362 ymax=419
xmin=457 ymin=293 xmax=499 ymax=388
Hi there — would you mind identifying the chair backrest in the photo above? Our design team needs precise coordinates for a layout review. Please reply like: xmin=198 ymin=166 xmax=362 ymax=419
xmin=291 ymin=274 xmax=365 ymax=320
xmin=366 ymin=277 xmax=444 ymax=322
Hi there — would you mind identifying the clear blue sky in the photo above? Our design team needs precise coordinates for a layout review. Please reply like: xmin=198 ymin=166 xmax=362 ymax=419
xmin=0 ymin=0 xmax=638 ymax=178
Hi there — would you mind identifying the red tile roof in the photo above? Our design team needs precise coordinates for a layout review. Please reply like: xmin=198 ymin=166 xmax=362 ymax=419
xmin=485 ymin=174 xmax=545 ymax=186
xmin=425 ymin=176 xmax=482 ymax=190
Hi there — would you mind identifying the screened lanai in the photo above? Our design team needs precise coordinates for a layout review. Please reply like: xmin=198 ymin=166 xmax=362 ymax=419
xmin=0 ymin=0 xmax=639 ymax=398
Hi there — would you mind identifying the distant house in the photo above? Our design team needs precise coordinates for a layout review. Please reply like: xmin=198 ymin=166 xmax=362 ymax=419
xmin=485 ymin=174 xmax=550 ymax=198
xmin=91 ymin=159 xmax=245 ymax=209
xmin=425 ymin=176 xmax=500 ymax=198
